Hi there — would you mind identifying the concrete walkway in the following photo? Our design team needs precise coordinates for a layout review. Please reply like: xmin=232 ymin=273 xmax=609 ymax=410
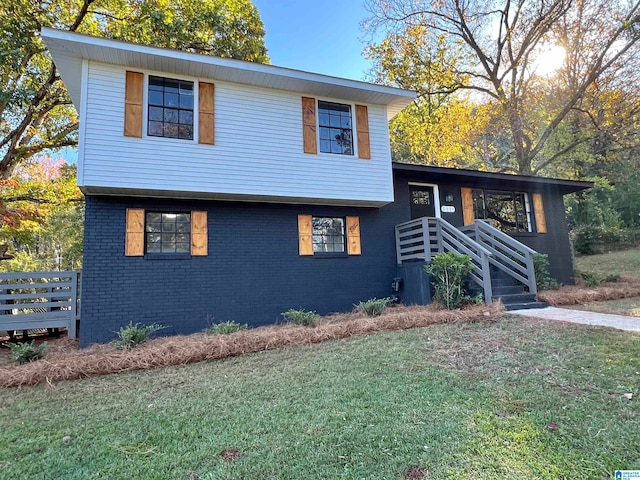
xmin=510 ymin=306 xmax=640 ymax=332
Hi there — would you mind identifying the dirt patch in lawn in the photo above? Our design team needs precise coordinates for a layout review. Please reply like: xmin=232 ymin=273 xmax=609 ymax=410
xmin=538 ymin=277 xmax=640 ymax=306
xmin=403 ymin=465 xmax=426 ymax=479
xmin=0 ymin=302 xmax=503 ymax=388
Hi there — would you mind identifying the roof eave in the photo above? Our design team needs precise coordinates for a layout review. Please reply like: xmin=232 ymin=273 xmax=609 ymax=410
xmin=41 ymin=27 xmax=416 ymax=118
xmin=392 ymin=162 xmax=594 ymax=194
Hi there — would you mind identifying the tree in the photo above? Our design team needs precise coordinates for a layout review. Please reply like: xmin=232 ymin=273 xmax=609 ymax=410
xmin=365 ymin=0 xmax=640 ymax=174
xmin=387 ymin=99 xmax=490 ymax=167
xmin=0 ymin=0 xmax=268 ymax=179
xmin=366 ymin=24 xmax=489 ymax=166
xmin=0 ymin=156 xmax=84 ymax=271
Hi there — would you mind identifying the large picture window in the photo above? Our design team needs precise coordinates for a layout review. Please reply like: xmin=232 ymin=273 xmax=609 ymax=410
xmin=318 ymin=101 xmax=353 ymax=155
xmin=148 ymin=76 xmax=194 ymax=140
xmin=145 ymin=212 xmax=191 ymax=253
xmin=472 ymin=189 xmax=531 ymax=233
xmin=312 ymin=217 xmax=346 ymax=253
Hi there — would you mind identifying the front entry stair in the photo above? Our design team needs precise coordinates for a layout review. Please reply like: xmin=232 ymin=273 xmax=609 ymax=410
xmin=395 ymin=217 xmax=547 ymax=309
xmin=487 ymin=266 xmax=547 ymax=310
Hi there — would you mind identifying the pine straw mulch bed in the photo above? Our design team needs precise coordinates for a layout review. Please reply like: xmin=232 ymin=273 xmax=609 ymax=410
xmin=538 ymin=276 xmax=640 ymax=306
xmin=0 ymin=302 xmax=503 ymax=388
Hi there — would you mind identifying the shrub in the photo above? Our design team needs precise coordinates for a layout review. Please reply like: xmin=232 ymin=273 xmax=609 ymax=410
xmin=580 ymin=271 xmax=601 ymax=287
xmin=533 ymin=253 xmax=560 ymax=291
xmin=425 ymin=252 xmax=474 ymax=309
xmin=115 ymin=322 xmax=166 ymax=349
xmin=465 ymin=292 xmax=484 ymax=305
xmin=580 ymin=271 xmax=620 ymax=287
xmin=354 ymin=297 xmax=395 ymax=317
xmin=3 ymin=341 xmax=46 ymax=364
xmin=281 ymin=308 xmax=320 ymax=327
xmin=604 ymin=273 xmax=621 ymax=283
xmin=205 ymin=321 xmax=248 ymax=335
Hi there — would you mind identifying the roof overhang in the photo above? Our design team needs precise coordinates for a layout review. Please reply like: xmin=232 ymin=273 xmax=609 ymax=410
xmin=392 ymin=163 xmax=593 ymax=195
xmin=41 ymin=27 xmax=416 ymax=120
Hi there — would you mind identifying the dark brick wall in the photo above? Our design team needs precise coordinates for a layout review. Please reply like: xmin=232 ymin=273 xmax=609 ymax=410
xmin=510 ymin=189 xmax=576 ymax=285
xmin=393 ymin=172 xmax=576 ymax=285
xmin=80 ymin=195 xmax=404 ymax=346
xmin=81 ymin=172 xmax=576 ymax=345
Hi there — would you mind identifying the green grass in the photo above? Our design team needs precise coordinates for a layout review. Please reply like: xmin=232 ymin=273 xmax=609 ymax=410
xmin=1 ymin=317 xmax=639 ymax=479
xmin=568 ymin=297 xmax=640 ymax=317
xmin=576 ymin=249 xmax=640 ymax=279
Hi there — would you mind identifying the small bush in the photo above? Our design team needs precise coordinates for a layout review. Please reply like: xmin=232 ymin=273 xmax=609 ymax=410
xmin=282 ymin=308 xmax=320 ymax=327
xmin=464 ymin=292 xmax=484 ymax=305
xmin=354 ymin=297 xmax=395 ymax=317
xmin=425 ymin=252 xmax=475 ymax=309
xmin=580 ymin=271 xmax=620 ymax=287
xmin=115 ymin=322 xmax=166 ymax=349
xmin=580 ymin=271 xmax=602 ymax=287
xmin=533 ymin=253 xmax=560 ymax=291
xmin=604 ymin=273 xmax=621 ymax=283
xmin=3 ymin=341 xmax=46 ymax=364
xmin=205 ymin=321 xmax=248 ymax=335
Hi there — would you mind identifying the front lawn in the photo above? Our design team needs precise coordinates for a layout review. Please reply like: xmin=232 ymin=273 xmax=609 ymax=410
xmin=1 ymin=316 xmax=639 ymax=479
xmin=575 ymin=249 xmax=640 ymax=280
xmin=568 ymin=297 xmax=640 ymax=317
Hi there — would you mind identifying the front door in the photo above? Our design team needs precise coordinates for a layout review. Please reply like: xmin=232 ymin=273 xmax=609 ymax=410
xmin=409 ymin=185 xmax=436 ymax=219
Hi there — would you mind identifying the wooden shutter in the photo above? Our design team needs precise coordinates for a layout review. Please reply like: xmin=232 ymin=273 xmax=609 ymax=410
xmin=346 ymin=216 xmax=361 ymax=255
xmin=125 ymin=208 xmax=145 ymax=256
xmin=355 ymin=105 xmax=371 ymax=160
xmin=191 ymin=211 xmax=208 ymax=256
xmin=302 ymin=97 xmax=317 ymax=154
xmin=124 ymin=71 xmax=143 ymax=138
xmin=532 ymin=193 xmax=547 ymax=233
xmin=199 ymin=82 xmax=215 ymax=145
xmin=461 ymin=187 xmax=475 ymax=226
xmin=298 ymin=214 xmax=314 ymax=256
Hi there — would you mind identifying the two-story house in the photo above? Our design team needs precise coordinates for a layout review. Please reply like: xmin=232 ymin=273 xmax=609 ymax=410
xmin=42 ymin=28 xmax=591 ymax=346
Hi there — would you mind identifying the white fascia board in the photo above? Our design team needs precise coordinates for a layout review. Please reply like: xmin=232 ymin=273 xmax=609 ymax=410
xmin=41 ymin=27 xmax=416 ymax=119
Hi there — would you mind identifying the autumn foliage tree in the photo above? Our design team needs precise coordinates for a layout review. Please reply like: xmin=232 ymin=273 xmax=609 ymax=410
xmin=0 ymin=157 xmax=83 ymax=270
xmin=365 ymin=0 xmax=640 ymax=175
xmin=366 ymin=24 xmax=488 ymax=167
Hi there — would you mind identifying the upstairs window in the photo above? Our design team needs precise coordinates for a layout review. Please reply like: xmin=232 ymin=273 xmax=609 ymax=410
xmin=148 ymin=76 xmax=194 ymax=140
xmin=472 ymin=189 xmax=531 ymax=233
xmin=145 ymin=212 xmax=191 ymax=253
xmin=318 ymin=101 xmax=353 ymax=155
xmin=313 ymin=217 xmax=346 ymax=253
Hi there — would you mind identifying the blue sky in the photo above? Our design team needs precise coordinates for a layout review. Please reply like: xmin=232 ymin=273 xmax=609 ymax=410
xmin=252 ymin=0 xmax=374 ymax=81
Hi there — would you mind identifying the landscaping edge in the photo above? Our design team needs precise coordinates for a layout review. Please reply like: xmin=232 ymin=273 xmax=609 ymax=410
xmin=538 ymin=277 xmax=640 ymax=306
xmin=0 ymin=303 xmax=504 ymax=388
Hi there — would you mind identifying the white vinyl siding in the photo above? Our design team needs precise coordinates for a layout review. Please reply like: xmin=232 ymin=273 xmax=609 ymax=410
xmin=80 ymin=62 xmax=394 ymax=206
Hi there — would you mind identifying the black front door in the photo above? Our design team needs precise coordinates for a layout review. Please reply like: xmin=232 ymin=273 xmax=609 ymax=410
xmin=409 ymin=185 xmax=436 ymax=219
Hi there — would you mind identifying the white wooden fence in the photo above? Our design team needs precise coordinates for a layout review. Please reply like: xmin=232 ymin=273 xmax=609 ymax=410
xmin=0 ymin=271 xmax=80 ymax=339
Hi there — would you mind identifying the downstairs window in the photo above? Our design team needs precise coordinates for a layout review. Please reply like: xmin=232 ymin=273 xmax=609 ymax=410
xmin=145 ymin=212 xmax=191 ymax=253
xmin=312 ymin=217 xmax=346 ymax=253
